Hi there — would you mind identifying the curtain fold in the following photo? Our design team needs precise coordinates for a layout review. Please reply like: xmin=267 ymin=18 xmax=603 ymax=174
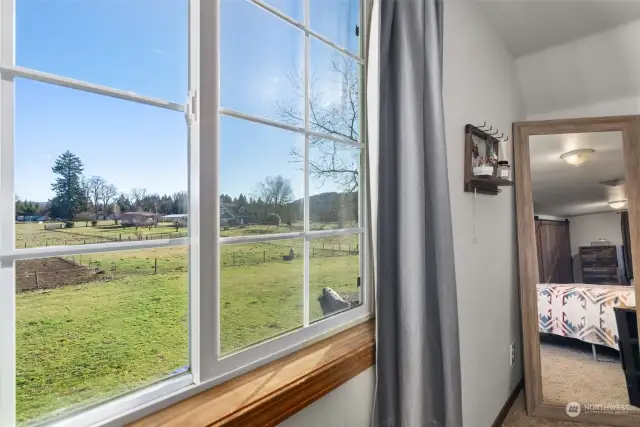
xmin=374 ymin=1 xmax=463 ymax=426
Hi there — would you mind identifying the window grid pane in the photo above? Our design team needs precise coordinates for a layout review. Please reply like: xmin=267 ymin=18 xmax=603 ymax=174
xmin=218 ymin=0 xmax=362 ymax=342
xmin=0 ymin=0 xmax=367 ymax=423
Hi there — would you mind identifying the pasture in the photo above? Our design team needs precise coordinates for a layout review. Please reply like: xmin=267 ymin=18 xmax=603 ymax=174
xmin=14 ymin=221 xmax=360 ymax=422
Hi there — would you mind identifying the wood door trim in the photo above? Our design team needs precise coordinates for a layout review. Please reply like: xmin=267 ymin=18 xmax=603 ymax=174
xmin=513 ymin=116 xmax=640 ymax=426
xmin=129 ymin=320 xmax=375 ymax=427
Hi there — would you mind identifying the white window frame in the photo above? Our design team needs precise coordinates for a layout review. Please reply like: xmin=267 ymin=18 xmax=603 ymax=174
xmin=0 ymin=0 xmax=372 ymax=426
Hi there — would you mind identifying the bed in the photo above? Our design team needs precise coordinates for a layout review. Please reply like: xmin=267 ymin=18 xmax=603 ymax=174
xmin=537 ymin=283 xmax=636 ymax=350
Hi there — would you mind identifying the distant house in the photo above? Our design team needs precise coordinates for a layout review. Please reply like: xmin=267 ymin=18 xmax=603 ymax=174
xmin=220 ymin=204 xmax=255 ymax=226
xmin=162 ymin=214 xmax=188 ymax=227
xmin=234 ymin=206 xmax=256 ymax=224
xmin=220 ymin=205 xmax=235 ymax=225
xmin=119 ymin=212 xmax=159 ymax=227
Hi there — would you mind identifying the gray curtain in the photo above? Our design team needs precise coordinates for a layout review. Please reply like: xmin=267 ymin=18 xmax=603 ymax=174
xmin=375 ymin=1 xmax=463 ymax=426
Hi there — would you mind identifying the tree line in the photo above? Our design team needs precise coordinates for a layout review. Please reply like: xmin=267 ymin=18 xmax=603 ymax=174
xmin=17 ymin=151 xmax=188 ymax=220
xmin=20 ymin=147 xmax=356 ymax=226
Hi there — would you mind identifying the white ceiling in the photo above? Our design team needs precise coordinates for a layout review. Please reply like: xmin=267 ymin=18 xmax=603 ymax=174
xmin=477 ymin=0 xmax=640 ymax=57
xmin=529 ymin=131 xmax=627 ymax=217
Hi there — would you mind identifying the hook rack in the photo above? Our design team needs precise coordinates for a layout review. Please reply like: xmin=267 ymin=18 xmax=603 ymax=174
xmin=464 ymin=122 xmax=513 ymax=196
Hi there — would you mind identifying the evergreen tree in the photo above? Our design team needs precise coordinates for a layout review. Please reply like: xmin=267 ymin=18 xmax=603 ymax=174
xmin=50 ymin=151 xmax=85 ymax=220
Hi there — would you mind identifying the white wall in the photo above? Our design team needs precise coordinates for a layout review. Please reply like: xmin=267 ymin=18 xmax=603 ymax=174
xmin=443 ymin=0 xmax=525 ymax=426
xmin=517 ymin=19 xmax=640 ymax=120
xmin=569 ymin=211 xmax=623 ymax=255
xmin=278 ymin=368 xmax=374 ymax=427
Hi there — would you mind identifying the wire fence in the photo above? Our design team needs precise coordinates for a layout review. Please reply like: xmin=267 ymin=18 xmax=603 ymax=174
xmin=16 ymin=230 xmax=189 ymax=249
xmin=16 ymin=241 xmax=359 ymax=292
xmin=220 ymin=245 xmax=358 ymax=267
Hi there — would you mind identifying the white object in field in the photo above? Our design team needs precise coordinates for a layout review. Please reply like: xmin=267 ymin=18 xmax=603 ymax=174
xmin=473 ymin=166 xmax=493 ymax=176
xmin=38 ymin=221 xmax=43 ymax=224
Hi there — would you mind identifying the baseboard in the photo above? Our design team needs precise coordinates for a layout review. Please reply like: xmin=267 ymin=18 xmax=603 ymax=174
xmin=491 ymin=378 xmax=524 ymax=427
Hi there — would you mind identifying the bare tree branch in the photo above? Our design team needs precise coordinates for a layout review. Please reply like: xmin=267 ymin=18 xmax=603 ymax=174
xmin=277 ymin=54 xmax=360 ymax=194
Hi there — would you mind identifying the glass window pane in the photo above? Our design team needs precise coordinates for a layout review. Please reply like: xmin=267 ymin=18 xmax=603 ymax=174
xmin=310 ymin=0 xmax=360 ymax=55
xmin=221 ymin=0 xmax=304 ymax=123
xmin=14 ymin=79 xmax=188 ymax=250
xmin=310 ymin=235 xmax=361 ymax=323
xmin=221 ymin=239 xmax=304 ymax=355
xmin=16 ymin=246 xmax=189 ymax=424
xmin=220 ymin=116 xmax=303 ymax=236
xmin=264 ymin=0 xmax=303 ymax=22
xmin=309 ymin=38 xmax=361 ymax=141
xmin=310 ymin=142 xmax=360 ymax=230
xmin=16 ymin=0 xmax=187 ymax=102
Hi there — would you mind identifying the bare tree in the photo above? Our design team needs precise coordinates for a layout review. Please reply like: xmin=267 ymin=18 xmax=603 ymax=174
xmin=276 ymin=55 xmax=360 ymax=192
xmin=100 ymin=184 xmax=118 ymax=216
xmin=87 ymin=176 xmax=106 ymax=215
xmin=256 ymin=175 xmax=294 ymax=206
xmin=80 ymin=176 xmax=91 ymax=213
xmin=131 ymin=188 xmax=147 ymax=210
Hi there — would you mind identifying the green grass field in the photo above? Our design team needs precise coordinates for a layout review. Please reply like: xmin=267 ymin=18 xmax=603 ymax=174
xmin=14 ymin=221 xmax=360 ymax=423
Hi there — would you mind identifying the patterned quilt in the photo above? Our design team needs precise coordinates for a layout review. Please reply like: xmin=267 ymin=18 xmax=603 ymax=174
xmin=537 ymin=284 xmax=636 ymax=349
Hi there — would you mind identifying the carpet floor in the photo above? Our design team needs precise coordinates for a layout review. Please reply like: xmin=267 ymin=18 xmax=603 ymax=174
xmin=540 ymin=341 xmax=638 ymax=411
xmin=502 ymin=391 xmax=611 ymax=427
xmin=501 ymin=341 xmax=639 ymax=426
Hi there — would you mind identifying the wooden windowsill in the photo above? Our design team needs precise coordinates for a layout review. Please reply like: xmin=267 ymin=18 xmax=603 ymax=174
xmin=129 ymin=320 xmax=375 ymax=427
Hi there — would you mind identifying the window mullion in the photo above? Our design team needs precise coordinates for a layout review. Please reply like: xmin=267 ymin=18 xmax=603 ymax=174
xmin=194 ymin=0 xmax=220 ymax=383
xmin=302 ymin=0 xmax=311 ymax=328
xmin=0 ymin=0 xmax=15 ymax=424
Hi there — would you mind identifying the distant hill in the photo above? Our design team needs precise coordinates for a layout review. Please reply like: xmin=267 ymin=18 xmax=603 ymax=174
xmin=292 ymin=191 xmax=358 ymax=225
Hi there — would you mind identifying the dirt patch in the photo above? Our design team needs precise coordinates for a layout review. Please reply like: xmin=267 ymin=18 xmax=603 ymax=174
xmin=16 ymin=257 xmax=102 ymax=292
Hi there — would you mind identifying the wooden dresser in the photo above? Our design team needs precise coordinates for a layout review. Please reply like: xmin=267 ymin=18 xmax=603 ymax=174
xmin=578 ymin=245 xmax=627 ymax=285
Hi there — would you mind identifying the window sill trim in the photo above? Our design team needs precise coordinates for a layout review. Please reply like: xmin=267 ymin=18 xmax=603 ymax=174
xmin=128 ymin=319 xmax=375 ymax=427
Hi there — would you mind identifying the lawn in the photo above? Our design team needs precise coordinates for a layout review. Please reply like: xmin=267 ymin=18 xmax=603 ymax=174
xmin=15 ymin=221 xmax=187 ymax=249
xmin=14 ymin=222 xmax=360 ymax=423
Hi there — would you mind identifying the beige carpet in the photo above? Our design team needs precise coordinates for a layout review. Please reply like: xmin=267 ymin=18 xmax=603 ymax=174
xmin=540 ymin=342 xmax=639 ymax=412
xmin=502 ymin=392 xmax=611 ymax=427
xmin=501 ymin=342 xmax=639 ymax=426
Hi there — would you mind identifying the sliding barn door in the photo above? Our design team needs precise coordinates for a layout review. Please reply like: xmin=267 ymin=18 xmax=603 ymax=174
xmin=535 ymin=219 xmax=573 ymax=284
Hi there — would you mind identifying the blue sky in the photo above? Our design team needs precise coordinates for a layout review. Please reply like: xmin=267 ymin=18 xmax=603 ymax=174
xmin=14 ymin=0 xmax=359 ymax=203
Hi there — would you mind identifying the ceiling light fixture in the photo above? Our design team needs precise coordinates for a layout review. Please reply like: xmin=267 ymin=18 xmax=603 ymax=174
xmin=560 ymin=149 xmax=595 ymax=166
xmin=608 ymin=200 xmax=627 ymax=209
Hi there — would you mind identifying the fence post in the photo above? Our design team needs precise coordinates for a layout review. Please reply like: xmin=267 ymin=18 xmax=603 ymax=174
xmin=119 ymin=233 xmax=122 ymax=241
xmin=263 ymin=250 xmax=266 ymax=263
xmin=34 ymin=270 xmax=38 ymax=289
xmin=332 ymin=248 xmax=335 ymax=257
xmin=154 ymin=258 xmax=158 ymax=274
xmin=312 ymin=247 xmax=315 ymax=258
xmin=24 ymin=242 xmax=26 ymax=248
xmin=233 ymin=252 xmax=236 ymax=266
xmin=80 ymin=255 xmax=83 ymax=264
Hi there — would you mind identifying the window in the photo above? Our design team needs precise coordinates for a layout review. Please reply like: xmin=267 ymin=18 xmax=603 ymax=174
xmin=0 ymin=0 xmax=370 ymax=425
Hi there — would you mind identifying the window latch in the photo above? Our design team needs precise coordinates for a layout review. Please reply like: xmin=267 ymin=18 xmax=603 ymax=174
xmin=185 ymin=90 xmax=198 ymax=127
